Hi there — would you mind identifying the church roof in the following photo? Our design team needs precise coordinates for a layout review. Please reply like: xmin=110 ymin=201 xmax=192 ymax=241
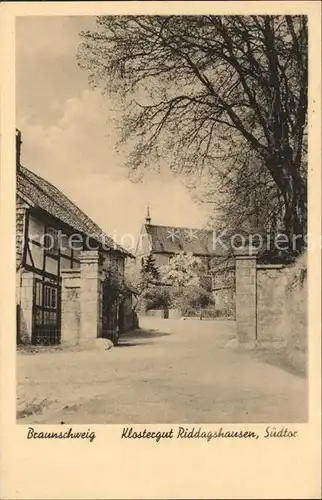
xmin=143 ymin=223 xmax=226 ymax=256
xmin=17 ymin=164 xmax=133 ymax=257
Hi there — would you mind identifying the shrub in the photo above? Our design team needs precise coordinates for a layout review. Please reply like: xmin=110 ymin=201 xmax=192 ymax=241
xmin=140 ymin=285 xmax=171 ymax=311
xmin=170 ymin=285 xmax=214 ymax=311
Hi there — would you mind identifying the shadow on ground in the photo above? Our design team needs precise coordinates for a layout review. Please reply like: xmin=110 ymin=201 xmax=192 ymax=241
xmin=250 ymin=347 xmax=307 ymax=378
xmin=117 ymin=340 xmax=156 ymax=347
xmin=120 ymin=327 xmax=172 ymax=340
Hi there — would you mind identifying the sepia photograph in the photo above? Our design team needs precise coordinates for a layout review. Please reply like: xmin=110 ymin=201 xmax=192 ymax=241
xmin=16 ymin=12 xmax=309 ymax=426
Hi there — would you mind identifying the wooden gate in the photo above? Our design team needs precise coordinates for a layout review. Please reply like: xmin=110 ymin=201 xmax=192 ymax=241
xmin=32 ymin=278 xmax=61 ymax=345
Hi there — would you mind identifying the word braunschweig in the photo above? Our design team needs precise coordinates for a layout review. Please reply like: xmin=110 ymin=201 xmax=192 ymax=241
xmin=27 ymin=427 xmax=96 ymax=442
xmin=121 ymin=426 xmax=259 ymax=442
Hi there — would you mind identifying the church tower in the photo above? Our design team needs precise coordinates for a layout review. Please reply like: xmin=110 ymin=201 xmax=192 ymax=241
xmin=145 ymin=205 xmax=151 ymax=225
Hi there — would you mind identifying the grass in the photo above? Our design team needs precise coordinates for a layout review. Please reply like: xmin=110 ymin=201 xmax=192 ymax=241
xmin=17 ymin=344 xmax=64 ymax=355
xmin=17 ymin=397 xmax=55 ymax=419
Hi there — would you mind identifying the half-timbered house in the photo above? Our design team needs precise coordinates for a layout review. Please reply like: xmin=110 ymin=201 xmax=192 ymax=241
xmin=16 ymin=129 xmax=135 ymax=346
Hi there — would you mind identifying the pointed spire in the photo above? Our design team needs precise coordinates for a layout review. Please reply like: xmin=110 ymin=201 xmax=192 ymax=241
xmin=145 ymin=204 xmax=151 ymax=225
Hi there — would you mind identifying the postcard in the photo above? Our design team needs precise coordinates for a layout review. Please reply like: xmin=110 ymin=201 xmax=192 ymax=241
xmin=0 ymin=1 xmax=321 ymax=498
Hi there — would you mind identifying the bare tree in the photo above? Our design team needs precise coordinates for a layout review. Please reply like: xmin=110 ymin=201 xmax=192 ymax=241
xmin=203 ymin=155 xmax=284 ymax=234
xmin=78 ymin=15 xmax=308 ymax=252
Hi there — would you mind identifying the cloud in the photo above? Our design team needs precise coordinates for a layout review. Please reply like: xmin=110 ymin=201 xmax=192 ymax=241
xmin=17 ymin=89 xmax=208 ymax=245
xmin=16 ymin=16 xmax=95 ymax=126
xmin=18 ymin=89 xmax=124 ymax=177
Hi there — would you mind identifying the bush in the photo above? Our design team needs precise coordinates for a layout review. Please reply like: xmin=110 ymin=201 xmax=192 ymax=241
xmin=170 ymin=285 xmax=214 ymax=311
xmin=140 ymin=285 xmax=171 ymax=311
xmin=137 ymin=282 xmax=216 ymax=316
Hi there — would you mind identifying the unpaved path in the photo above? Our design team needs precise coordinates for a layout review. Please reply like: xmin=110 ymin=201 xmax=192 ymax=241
xmin=17 ymin=318 xmax=307 ymax=424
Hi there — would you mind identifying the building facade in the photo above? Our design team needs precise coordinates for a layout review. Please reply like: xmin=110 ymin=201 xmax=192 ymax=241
xmin=16 ymin=129 xmax=136 ymax=346
xmin=135 ymin=208 xmax=235 ymax=313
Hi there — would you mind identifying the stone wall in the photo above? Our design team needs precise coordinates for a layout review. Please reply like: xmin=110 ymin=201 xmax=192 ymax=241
xmin=60 ymin=251 xmax=102 ymax=345
xmin=17 ymin=249 xmax=136 ymax=346
xmin=168 ymin=308 xmax=181 ymax=318
xmin=17 ymin=271 xmax=34 ymax=343
xmin=256 ymin=265 xmax=291 ymax=344
xmin=280 ymin=254 xmax=307 ymax=373
xmin=234 ymin=249 xmax=307 ymax=359
xmin=61 ymin=250 xmax=137 ymax=344
xmin=61 ymin=269 xmax=81 ymax=345
xmin=234 ymin=248 xmax=257 ymax=344
xmin=144 ymin=309 xmax=166 ymax=318
xmin=79 ymin=250 xmax=102 ymax=343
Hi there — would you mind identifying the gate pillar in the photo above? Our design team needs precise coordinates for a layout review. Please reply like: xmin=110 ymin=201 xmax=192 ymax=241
xmin=234 ymin=247 xmax=258 ymax=345
xmin=79 ymin=250 xmax=102 ymax=343
xmin=18 ymin=271 xmax=34 ymax=343
xmin=61 ymin=270 xmax=81 ymax=345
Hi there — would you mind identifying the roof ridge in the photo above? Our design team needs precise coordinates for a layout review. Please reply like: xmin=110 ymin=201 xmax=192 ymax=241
xmin=18 ymin=165 xmax=132 ymax=257
xmin=19 ymin=165 xmax=102 ymax=234
xmin=146 ymin=223 xmax=213 ymax=232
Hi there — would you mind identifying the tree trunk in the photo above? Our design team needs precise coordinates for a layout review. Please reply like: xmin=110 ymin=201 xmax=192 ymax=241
xmin=265 ymin=155 xmax=307 ymax=254
xmin=280 ymin=172 xmax=306 ymax=253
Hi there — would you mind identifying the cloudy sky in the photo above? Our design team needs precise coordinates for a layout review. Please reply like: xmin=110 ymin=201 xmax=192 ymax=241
xmin=16 ymin=16 xmax=210 ymax=249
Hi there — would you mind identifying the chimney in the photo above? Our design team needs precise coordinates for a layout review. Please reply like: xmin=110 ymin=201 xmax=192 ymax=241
xmin=16 ymin=128 xmax=22 ymax=168
xmin=145 ymin=205 xmax=151 ymax=225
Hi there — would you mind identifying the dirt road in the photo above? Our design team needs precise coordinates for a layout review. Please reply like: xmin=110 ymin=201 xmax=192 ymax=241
xmin=17 ymin=317 xmax=307 ymax=424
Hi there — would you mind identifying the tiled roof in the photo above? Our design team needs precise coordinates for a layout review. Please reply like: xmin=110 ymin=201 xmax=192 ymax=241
xmin=17 ymin=165 xmax=133 ymax=257
xmin=143 ymin=224 xmax=255 ymax=257
xmin=144 ymin=224 xmax=224 ymax=256
xmin=211 ymin=258 xmax=235 ymax=273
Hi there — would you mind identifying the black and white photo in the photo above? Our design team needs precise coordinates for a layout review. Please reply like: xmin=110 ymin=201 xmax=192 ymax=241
xmin=15 ymin=13 xmax=311 ymax=425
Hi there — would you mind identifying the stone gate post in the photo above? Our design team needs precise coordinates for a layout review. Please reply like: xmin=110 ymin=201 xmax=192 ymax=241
xmin=79 ymin=250 xmax=102 ymax=343
xmin=61 ymin=269 xmax=81 ymax=345
xmin=18 ymin=271 xmax=35 ymax=343
xmin=234 ymin=247 xmax=258 ymax=345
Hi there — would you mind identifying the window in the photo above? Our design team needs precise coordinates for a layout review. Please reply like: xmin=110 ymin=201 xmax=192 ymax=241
xmin=28 ymin=215 xmax=45 ymax=243
xmin=45 ymin=256 xmax=58 ymax=276
xmin=69 ymin=234 xmax=84 ymax=251
xmin=60 ymin=234 xmax=72 ymax=257
xmin=44 ymin=227 xmax=59 ymax=256
xmin=29 ymin=242 xmax=44 ymax=269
